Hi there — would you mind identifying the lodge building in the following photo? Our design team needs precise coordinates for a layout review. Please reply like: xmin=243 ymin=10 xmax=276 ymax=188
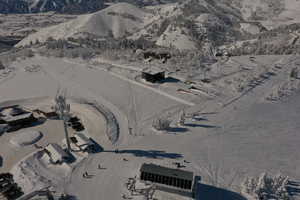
xmin=140 ymin=163 xmax=194 ymax=196
xmin=141 ymin=67 xmax=165 ymax=83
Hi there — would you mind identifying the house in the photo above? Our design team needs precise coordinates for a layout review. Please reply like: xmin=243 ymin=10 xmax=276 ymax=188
xmin=45 ymin=143 xmax=69 ymax=164
xmin=142 ymin=67 xmax=165 ymax=83
xmin=140 ymin=163 xmax=195 ymax=197
xmin=70 ymin=132 xmax=95 ymax=152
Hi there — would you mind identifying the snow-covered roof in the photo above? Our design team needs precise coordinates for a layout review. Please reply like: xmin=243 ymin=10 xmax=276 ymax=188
xmin=73 ymin=132 xmax=94 ymax=149
xmin=1 ymin=106 xmax=24 ymax=116
xmin=45 ymin=143 xmax=68 ymax=163
xmin=142 ymin=67 xmax=165 ymax=75
xmin=1 ymin=112 xmax=33 ymax=123
xmin=36 ymin=105 xmax=55 ymax=113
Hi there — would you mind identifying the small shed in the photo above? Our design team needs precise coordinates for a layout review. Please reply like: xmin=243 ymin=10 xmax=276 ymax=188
xmin=142 ymin=67 xmax=165 ymax=83
xmin=45 ymin=143 xmax=69 ymax=164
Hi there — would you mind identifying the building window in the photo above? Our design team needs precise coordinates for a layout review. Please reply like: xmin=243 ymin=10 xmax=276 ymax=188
xmin=184 ymin=180 xmax=189 ymax=189
xmin=179 ymin=179 xmax=185 ymax=189
xmin=166 ymin=176 xmax=171 ymax=185
xmin=171 ymin=177 xmax=176 ymax=187
xmin=141 ymin=172 xmax=145 ymax=180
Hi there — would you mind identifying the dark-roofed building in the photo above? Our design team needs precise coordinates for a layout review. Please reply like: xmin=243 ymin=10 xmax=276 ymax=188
xmin=142 ymin=67 xmax=165 ymax=83
xmin=140 ymin=163 xmax=195 ymax=197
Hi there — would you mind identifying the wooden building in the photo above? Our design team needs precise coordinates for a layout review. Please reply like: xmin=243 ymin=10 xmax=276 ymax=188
xmin=140 ymin=163 xmax=194 ymax=196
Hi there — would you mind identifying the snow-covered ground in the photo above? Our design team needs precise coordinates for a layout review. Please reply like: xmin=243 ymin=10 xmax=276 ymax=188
xmin=0 ymin=54 xmax=300 ymax=200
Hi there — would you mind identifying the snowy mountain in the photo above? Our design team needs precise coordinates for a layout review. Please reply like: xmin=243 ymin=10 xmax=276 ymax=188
xmin=16 ymin=3 xmax=155 ymax=46
xmin=15 ymin=0 xmax=300 ymax=53
xmin=0 ymin=0 xmax=105 ymax=13
xmin=0 ymin=0 xmax=178 ymax=14
xmin=16 ymin=0 xmax=241 ymax=50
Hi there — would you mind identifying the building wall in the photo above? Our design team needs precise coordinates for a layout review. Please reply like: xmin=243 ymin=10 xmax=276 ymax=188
xmin=140 ymin=171 xmax=192 ymax=190
xmin=142 ymin=72 xmax=165 ymax=83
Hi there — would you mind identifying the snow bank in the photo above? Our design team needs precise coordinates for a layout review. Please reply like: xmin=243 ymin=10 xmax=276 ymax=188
xmin=11 ymin=151 xmax=71 ymax=195
xmin=10 ymin=130 xmax=43 ymax=147
xmin=86 ymin=102 xmax=119 ymax=144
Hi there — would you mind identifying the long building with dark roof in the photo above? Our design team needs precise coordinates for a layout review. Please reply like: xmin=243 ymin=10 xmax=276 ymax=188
xmin=140 ymin=163 xmax=195 ymax=197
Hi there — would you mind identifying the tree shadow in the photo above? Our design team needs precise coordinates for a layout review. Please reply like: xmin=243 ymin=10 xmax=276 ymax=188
xmin=288 ymin=180 xmax=300 ymax=187
xmin=65 ymin=151 xmax=76 ymax=164
xmin=105 ymin=149 xmax=183 ymax=159
xmin=195 ymin=184 xmax=246 ymax=200
xmin=199 ymin=112 xmax=218 ymax=115
xmin=88 ymin=138 xmax=104 ymax=153
xmin=160 ymin=77 xmax=181 ymax=83
xmin=287 ymin=180 xmax=300 ymax=197
xmin=191 ymin=117 xmax=209 ymax=122
xmin=184 ymin=123 xmax=221 ymax=128
xmin=167 ymin=127 xmax=189 ymax=133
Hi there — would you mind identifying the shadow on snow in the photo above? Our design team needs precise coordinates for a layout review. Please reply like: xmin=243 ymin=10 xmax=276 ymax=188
xmin=105 ymin=149 xmax=183 ymax=159
xmin=195 ymin=183 xmax=246 ymax=200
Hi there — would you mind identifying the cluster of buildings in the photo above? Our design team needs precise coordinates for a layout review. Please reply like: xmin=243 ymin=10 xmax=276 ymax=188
xmin=44 ymin=131 xmax=96 ymax=164
xmin=0 ymin=173 xmax=23 ymax=200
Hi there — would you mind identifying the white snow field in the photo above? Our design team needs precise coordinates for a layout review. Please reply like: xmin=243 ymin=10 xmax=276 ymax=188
xmin=0 ymin=55 xmax=299 ymax=200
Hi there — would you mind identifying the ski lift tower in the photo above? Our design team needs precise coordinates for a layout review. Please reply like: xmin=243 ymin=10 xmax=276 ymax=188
xmin=54 ymin=89 xmax=71 ymax=152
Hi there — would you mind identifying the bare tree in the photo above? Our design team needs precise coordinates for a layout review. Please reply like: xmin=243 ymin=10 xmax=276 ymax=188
xmin=290 ymin=67 xmax=298 ymax=79
xmin=241 ymin=172 xmax=290 ymax=200
xmin=152 ymin=117 xmax=171 ymax=131
xmin=0 ymin=60 xmax=4 ymax=70
xmin=178 ymin=109 xmax=186 ymax=126
xmin=54 ymin=88 xmax=71 ymax=152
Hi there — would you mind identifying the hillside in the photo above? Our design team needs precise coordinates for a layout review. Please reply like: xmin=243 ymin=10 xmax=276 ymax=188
xmin=14 ymin=0 xmax=300 ymax=53
xmin=16 ymin=3 xmax=155 ymax=47
xmin=16 ymin=0 xmax=242 ymax=50
xmin=0 ymin=0 xmax=177 ymax=14
xmin=2 ymin=1 xmax=300 ymax=200
xmin=0 ymin=0 xmax=105 ymax=14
